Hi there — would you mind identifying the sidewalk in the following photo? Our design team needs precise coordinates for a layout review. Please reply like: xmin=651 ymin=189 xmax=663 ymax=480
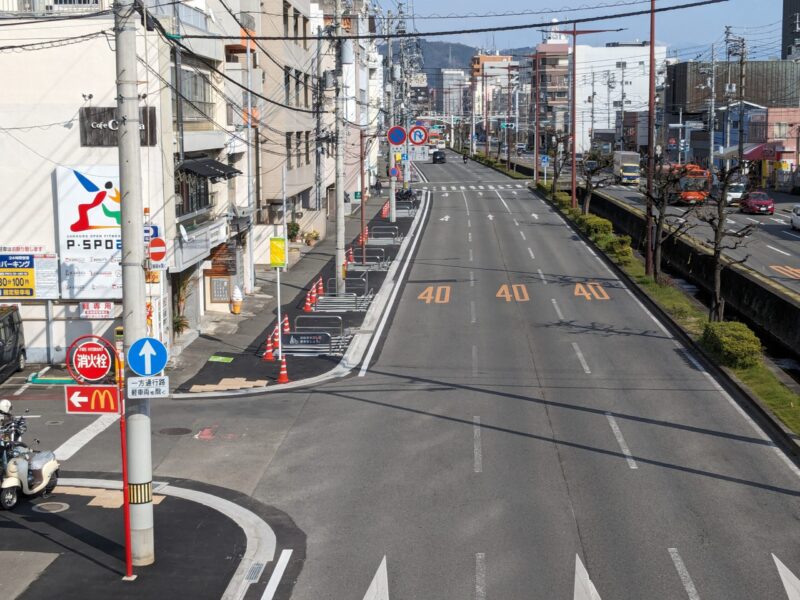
xmin=0 ymin=474 xmax=298 ymax=600
xmin=170 ymin=191 xmax=406 ymax=393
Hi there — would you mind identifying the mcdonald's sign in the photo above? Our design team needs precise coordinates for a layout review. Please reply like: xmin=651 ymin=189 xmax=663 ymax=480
xmin=64 ymin=385 xmax=120 ymax=415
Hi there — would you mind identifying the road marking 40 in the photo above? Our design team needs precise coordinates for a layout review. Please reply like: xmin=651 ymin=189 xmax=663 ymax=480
xmin=574 ymin=282 xmax=610 ymax=301
xmin=418 ymin=286 xmax=451 ymax=304
xmin=496 ymin=284 xmax=529 ymax=302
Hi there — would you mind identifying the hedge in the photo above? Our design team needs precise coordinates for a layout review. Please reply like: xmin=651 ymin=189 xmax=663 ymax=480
xmin=701 ymin=321 xmax=762 ymax=368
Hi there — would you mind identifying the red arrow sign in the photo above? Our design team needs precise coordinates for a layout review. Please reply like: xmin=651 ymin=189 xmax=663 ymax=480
xmin=149 ymin=237 xmax=167 ymax=262
xmin=64 ymin=385 xmax=120 ymax=414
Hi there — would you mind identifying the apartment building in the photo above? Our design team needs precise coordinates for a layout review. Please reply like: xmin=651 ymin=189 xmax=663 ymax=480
xmin=532 ymin=27 xmax=570 ymax=151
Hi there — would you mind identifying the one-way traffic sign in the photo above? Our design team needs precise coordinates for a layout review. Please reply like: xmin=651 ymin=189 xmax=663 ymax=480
xmin=127 ymin=337 xmax=168 ymax=377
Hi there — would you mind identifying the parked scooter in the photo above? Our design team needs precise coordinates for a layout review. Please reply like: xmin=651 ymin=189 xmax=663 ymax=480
xmin=463 ymin=155 xmax=468 ymax=164
xmin=0 ymin=399 xmax=59 ymax=509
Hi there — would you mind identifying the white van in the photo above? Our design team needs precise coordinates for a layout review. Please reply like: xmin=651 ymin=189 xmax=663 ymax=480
xmin=791 ymin=204 xmax=800 ymax=230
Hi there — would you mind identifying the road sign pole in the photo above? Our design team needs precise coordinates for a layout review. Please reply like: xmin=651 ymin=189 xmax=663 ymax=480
xmin=115 ymin=0 xmax=153 ymax=566
xmin=117 ymin=353 xmax=134 ymax=580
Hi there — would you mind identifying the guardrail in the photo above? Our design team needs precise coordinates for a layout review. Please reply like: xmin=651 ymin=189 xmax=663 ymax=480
xmin=348 ymin=247 xmax=390 ymax=271
xmin=294 ymin=315 xmax=344 ymax=338
xmin=368 ymin=226 xmax=402 ymax=246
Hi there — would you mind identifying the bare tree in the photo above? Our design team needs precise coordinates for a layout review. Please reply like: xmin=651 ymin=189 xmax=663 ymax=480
xmin=580 ymin=151 xmax=614 ymax=215
xmin=639 ymin=161 xmax=701 ymax=284
xmin=549 ymin=133 xmax=571 ymax=201
xmin=694 ymin=164 xmax=753 ymax=321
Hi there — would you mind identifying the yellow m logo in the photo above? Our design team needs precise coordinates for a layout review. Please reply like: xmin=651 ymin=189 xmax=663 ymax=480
xmin=90 ymin=388 xmax=117 ymax=412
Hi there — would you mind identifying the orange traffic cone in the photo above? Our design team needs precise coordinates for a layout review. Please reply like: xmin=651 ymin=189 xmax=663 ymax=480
xmin=346 ymin=247 xmax=354 ymax=264
xmin=277 ymin=356 xmax=290 ymax=384
xmin=309 ymin=284 xmax=318 ymax=305
xmin=282 ymin=314 xmax=290 ymax=333
xmin=262 ymin=334 xmax=275 ymax=362
xmin=316 ymin=277 xmax=324 ymax=297
xmin=303 ymin=291 xmax=313 ymax=313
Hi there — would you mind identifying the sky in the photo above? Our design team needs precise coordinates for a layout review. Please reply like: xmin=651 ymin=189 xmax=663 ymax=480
xmin=376 ymin=0 xmax=783 ymax=58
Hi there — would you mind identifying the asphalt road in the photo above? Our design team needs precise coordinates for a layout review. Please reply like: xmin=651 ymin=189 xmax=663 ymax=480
xmin=595 ymin=183 xmax=800 ymax=295
xmin=254 ymin=152 xmax=800 ymax=598
xmin=7 ymin=152 xmax=800 ymax=598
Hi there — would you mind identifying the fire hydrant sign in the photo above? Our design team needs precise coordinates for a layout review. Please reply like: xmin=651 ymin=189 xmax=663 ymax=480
xmin=72 ymin=341 xmax=114 ymax=381
xmin=65 ymin=385 xmax=120 ymax=414
xmin=127 ymin=376 xmax=170 ymax=398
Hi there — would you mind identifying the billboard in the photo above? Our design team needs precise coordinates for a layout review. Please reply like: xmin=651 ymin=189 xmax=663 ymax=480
xmin=56 ymin=166 xmax=122 ymax=300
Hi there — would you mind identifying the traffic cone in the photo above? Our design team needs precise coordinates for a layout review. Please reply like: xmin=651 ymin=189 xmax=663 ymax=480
xmin=309 ymin=284 xmax=318 ymax=305
xmin=277 ymin=356 xmax=290 ymax=384
xmin=381 ymin=201 xmax=389 ymax=218
xmin=282 ymin=314 xmax=290 ymax=333
xmin=317 ymin=277 xmax=325 ymax=297
xmin=346 ymin=247 xmax=354 ymax=264
xmin=303 ymin=291 xmax=313 ymax=313
xmin=262 ymin=334 xmax=275 ymax=362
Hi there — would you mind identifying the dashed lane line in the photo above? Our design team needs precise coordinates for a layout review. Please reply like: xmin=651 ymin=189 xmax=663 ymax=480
xmin=528 ymin=247 xmax=535 ymax=260
xmin=550 ymin=298 xmax=564 ymax=320
xmin=473 ymin=416 xmax=483 ymax=473
xmin=520 ymin=231 xmax=527 ymax=241
xmin=767 ymin=245 xmax=791 ymax=256
xmin=571 ymin=342 xmax=591 ymax=374
xmin=605 ymin=413 xmax=638 ymax=469
xmin=668 ymin=548 xmax=701 ymax=600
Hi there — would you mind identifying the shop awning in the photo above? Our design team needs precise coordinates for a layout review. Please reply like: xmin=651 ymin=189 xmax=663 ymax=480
xmin=178 ymin=158 xmax=241 ymax=181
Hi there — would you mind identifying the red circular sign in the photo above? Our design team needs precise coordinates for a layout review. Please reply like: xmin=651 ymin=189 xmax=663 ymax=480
xmin=409 ymin=126 xmax=429 ymax=146
xmin=72 ymin=341 xmax=113 ymax=382
xmin=149 ymin=237 xmax=167 ymax=262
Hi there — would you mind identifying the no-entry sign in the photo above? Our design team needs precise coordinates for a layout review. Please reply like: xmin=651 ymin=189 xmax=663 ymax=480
xmin=65 ymin=385 xmax=120 ymax=414
xmin=148 ymin=237 xmax=167 ymax=262
xmin=71 ymin=340 xmax=113 ymax=381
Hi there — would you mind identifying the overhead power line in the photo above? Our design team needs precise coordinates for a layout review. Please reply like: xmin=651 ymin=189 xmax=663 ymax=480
xmin=180 ymin=0 xmax=728 ymax=42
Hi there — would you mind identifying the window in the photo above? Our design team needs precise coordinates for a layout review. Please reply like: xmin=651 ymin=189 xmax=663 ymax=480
xmin=175 ymin=171 xmax=211 ymax=218
xmin=283 ymin=2 xmax=290 ymax=37
xmin=286 ymin=133 xmax=293 ymax=170
xmin=173 ymin=67 xmax=213 ymax=121
xmin=284 ymin=67 xmax=291 ymax=104
xmin=774 ymin=122 xmax=789 ymax=138
xmin=303 ymin=17 xmax=309 ymax=50
xmin=304 ymin=74 xmax=310 ymax=107
xmin=305 ymin=131 xmax=311 ymax=165
xmin=295 ymin=69 xmax=302 ymax=106
xmin=293 ymin=9 xmax=300 ymax=41
xmin=296 ymin=132 xmax=302 ymax=167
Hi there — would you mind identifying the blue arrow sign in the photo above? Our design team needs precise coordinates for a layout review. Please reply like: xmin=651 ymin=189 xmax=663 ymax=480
xmin=540 ymin=155 xmax=549 ymax=165
xmin=127 ymin=337 xmax=168 ymax=377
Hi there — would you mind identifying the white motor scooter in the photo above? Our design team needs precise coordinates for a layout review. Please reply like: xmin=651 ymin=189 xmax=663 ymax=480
xmin=0 ymin=399 xmax=59 ymax=510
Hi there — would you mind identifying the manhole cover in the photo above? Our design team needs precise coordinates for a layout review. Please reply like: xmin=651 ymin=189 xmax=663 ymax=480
xmin=158 ymin=427 xmax=192 ymax=436
xmin=45 ymin=420 xmax=63 ymax=426
xmin=32 ymin=502 xmax=69 ymax=514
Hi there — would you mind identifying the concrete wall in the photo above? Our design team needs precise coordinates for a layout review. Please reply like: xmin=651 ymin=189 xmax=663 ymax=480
xmin=587 ymin=191 xmax=800 ymax=355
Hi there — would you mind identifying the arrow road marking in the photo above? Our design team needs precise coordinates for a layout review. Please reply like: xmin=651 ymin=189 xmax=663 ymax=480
xmin=574 ymin=555 xmax=602 ymax=600
xmin=139 ymin=340 xmax=157 ymax=375
xmin=487 ymin=214 xmax=494 ymax=221
xmin=69 ymin=391 xmax=88 ymax=408
xmin=439 ymin=215 xmax=451 ymax=222
xmin=773 ymin=554 xmax=800 ymax=600
xmin=531 ymin=213 xmax=539 ymax=220
xmin=669 ymin=548 xmax=700 ymax=600
xmin=362 ymin=556 xmax=390 ymax=600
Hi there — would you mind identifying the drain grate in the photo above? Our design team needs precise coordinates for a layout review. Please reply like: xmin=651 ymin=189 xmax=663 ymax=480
xmin=245 ymin=562 xmax=265 ymax=581
xmin=158 ymin=427 xmax=193 ymax=436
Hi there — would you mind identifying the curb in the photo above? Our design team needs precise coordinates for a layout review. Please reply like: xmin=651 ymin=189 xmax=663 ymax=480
xmin=531 ymin=186 xmax=800 ymax=462
xmin=171 ymin=165 xmax=431 ymax=399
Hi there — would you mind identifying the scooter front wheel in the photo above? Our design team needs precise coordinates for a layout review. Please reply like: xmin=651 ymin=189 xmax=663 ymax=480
xmin=1 ymin=487 xmax=18 ymax=510
xmin=44 ymin=470 xmax=59 ymax=496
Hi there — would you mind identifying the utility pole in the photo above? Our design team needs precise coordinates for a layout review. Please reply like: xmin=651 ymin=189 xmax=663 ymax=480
xmin=532 ymin=53 xmax=539 ymax=184
xmin=173 ymin=1 xmax=184 ymax=161
xmin=483 ymin=70 xmax=489 ymax=158
xmin=619 ymin=62 xmax=627 ymax=150
xmin=590 ymin=70 xmax=596 ymax=148
xmin=115 ymin=0 xmax=153 ymax=566
xmin=606 ymin=70 xmax=615 ymax=129
xmin=315 ymin=27 xmax=323 ymax=213
xmin=387 ymin=12 xmax=396 ymax=222
xmin=645 ymin=0 xmax=655 ymax=276
xmin=334 ymin=0 xmax=345 ymax=293
xmin=360 ymin=128 xmax=367 ymax=264
xmin=707 ymin=43 xmax=717 ymax=171
xmin=245 ymin=34 xmax=254 ymax=294
xmin=506 ymin=67 xmax=512 ymax=166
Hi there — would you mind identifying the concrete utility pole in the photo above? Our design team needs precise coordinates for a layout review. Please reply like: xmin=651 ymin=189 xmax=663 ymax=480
xmin=387 ymin=12 xmax=396 ymax=222
xmin=173 ymin=1 xmax=184 ymax=161
xmin=645 ymin=0 xmax=656 ymax=276
xmin=315 ymin=27 xmax=323 ymax=213
xmin=334 ymin=0 xmax=345 ymax=293
xmin=245 ymin=36 xmax=255 ymax=293
xmin=606 ymin=70 xmax=615 ymax=129
xmin=506 ymin=67 xmax=512 ymax=166
xmin=619 ymin=62 xmax=627 ymax=150
xmin=483 ymin=70 xmax=489 ymax=158
xmin=707 ymin=43 xmax=717 ymax=171
xmin=590 ymin=70 xmax=596 ymax=145
xmin=534 ymin=54 xmax=539 ymax=185
xmin=115 ymin=0 xmax=153 ymax=565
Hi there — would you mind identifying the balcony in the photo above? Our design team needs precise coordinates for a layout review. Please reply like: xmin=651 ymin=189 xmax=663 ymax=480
xmin=224 ymin=12 xmax=256 ymax=53
xmin=147 ymin=0 xmax=208 ymax=32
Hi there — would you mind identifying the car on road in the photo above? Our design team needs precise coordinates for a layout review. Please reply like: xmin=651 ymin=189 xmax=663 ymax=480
xmin=432 ymin=150 xmax=446 ymax=164
xmin=739 ymin=190 xmax=775 ymax=215
xmin=712 ymin=180 xmax=747 ymax=204
xmin=0 ymin=306 xmax=25 ymax=382
xmin=791 ymin=204 xmax=800 ymax=230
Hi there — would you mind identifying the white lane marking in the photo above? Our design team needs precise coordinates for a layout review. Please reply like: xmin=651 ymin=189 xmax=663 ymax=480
xmin=460 ymin=185 xmax=466 ymax=190
xmin=462 ymin=191 xmax=470 ymax=216
xmin=13 ymin=383 xmax=30 ymax=396
xmin=726 ymin=218 xmax=736 ymax=225
xmin=55 ymin=414 xmax=120 ymax=462
xmin=478 ymin=185 xmax=485 ymax=190
xmin=531 ymin=213 xmax=539 ymax=220
xmin=538 ymin=269 xmax=547 ymax=285
xmin=471 ymin=300 xmax=477 ymax=324
xmin=574 ymin=554 xmax=603 ymax=600
xmin=515 ymin=184 xmax=523 ymax=189
xmin=487 ymin=214 xmax=494 ymax=221
xmin=513 ymin=219 xmax=519 ymax=226
xmin=528 ymin=247 xmax=535 ymax=260
xmin=783 ymin=230 xmax=800 ymax=240
xmin=771 ymin=217 xmax=788 ymax=225
xmin=439 ymin=215 xmax=451 ymax=222
xmin=475 ymin=553 xmax=486 ymax=600
xmin=470 ymin=185 xmax=476 ymax=190
xmin=669 ymin=548 xmax=700 ymax=600
xmin=746 ymin=217 xmax=759 ymax=223
xmin=262 ymin=549 xmax=294 ymax=600
xmin=512 ymin=191 xmax=518 ymax=195
xmin=359 ymin=191 xmax=431 ymax=377
xmin=551 ymin=298 xmax=564 ymax=320
xmin=468 ymin=232 xmax=473 ymax=243
xmin=571 ymin=342 xmax=591 ymax=374
xmin=470 ymin=271 xmax=475 ymax=287
xmin=772 ymin=554 xmax=800 ymax=600
xmin=488 ymin=185 xmax=495 ymax=190
xmin=467 ymin=219 xmax=472 ymax=228
xmin=360 ymin=555 xmax=390 ymax=600
xmin=767 ymin=245 xmax=791 ymax=256
xmin=469 ymin=248 xmax=474 ymax=262
xmin=472 ymin=345 xmax=478 ymax=377
xmin=450 ymin=186 xmax=457 ymax=191
xmin=473 ymin=416 xmax=483 ymax=473
xmin=440 ymin=186 xmax=447 ymax=192
xmin=520 ymin=231 xmax=527 ymax=241
xmin=478 ymin=192 xmax=484 ymax=197
xmin=605 ymin=413 xmax=638 ymax=469
xmin=496 ymin=192 xmax=511 ymax=213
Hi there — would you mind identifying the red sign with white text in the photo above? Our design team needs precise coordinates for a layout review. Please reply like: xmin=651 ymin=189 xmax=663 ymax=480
xmin=71 ymin=341 xmax=113 ymax=381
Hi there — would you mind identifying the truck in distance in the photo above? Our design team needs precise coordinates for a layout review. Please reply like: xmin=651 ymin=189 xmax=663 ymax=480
xmin=613 ymin=151 xmax=641 ymax=185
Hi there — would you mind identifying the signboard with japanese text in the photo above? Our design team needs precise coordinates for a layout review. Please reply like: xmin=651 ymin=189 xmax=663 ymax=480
xmin=270 ymin=238 xmax=287 ymax=268
xmin=71 ymin=340 xmax=114 ymax=381
xmin=410 ymin=146 xmax=429 ymax=162
xmin=127 ymin=376 xmax=170 ymax=398
xmin=80 ymin=302 xmax=114 ymax=319
xmin=0 ymin=252 xmax=59 ymax=299
xmin=56 ymin=166 xmax=122 ymax=300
